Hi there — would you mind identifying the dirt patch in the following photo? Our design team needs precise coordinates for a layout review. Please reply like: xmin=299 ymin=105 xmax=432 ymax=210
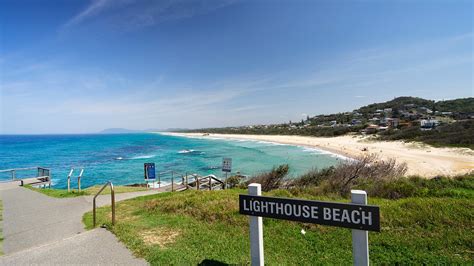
xmin=139 ymin=228 xmax=180 ymax=248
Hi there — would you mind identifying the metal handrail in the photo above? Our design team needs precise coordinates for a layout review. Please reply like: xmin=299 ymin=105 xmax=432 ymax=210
xmin=93 ymin=181 xmax=115 ymax=227
xmin=77 ymin=169 xmax=84 ymax=192
xmin=156 ymin=170 xmax=186 ymax=191
xmin=67 ymin=169 xmax=74 ymax=192
xmin=0 ymin=166 xmax=49 ymax=181
xmin=0 ymin=167 xmax=40 ymax=173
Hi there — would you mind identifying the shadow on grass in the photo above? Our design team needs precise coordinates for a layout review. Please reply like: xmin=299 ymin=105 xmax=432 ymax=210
xmin=198 ymin=259 xmax=230 ymax=266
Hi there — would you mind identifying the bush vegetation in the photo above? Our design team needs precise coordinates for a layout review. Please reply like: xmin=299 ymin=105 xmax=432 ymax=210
xmin=84 ymin=156 xmax=474 ymax=264
xmin=86 ymin=175 xmax=474 ymax=264
xmin=182 ymin=97 xmax=474 ymax=148
xmin=245 ymin=164 xmax=289 ymax=191
xmin=379 ymin=120 xmax=474 ymax=148
xmin=236 ymin=154 xmax=472 ymax=200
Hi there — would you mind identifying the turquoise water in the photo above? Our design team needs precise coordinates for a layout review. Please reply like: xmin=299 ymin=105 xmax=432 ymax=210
xmin=0 ymin=133 xmax=342 ymax=189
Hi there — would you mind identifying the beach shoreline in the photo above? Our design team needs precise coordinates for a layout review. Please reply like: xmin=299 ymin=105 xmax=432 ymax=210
xmin=162 ymin=132 xmax=474 ymax=178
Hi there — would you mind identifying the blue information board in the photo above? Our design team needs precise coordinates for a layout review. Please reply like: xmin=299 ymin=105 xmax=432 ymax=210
xmin=144 ymin=163 xmax=156 ymax=180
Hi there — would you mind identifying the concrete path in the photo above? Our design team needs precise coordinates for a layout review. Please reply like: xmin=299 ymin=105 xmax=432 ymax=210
xmin=0 ymin=181 xmax=166 ymax=264
xmin=0 ymin=229 xmax=147 ymax=265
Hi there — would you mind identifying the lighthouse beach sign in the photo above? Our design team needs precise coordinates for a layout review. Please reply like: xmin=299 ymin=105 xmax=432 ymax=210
xmin=239 ymin=194 xmax=380 ymax=231
xmin=240 ymin=184 xmax=380 ymax=266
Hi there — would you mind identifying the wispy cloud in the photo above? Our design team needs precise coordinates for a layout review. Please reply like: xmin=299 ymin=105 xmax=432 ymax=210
xmin=64 ymin=0 xmax=116 ymax=28
xmin=62 ymin=0 xmax=238 ymax=31
xmin=2 ymin=32 xmax=472 ymax=133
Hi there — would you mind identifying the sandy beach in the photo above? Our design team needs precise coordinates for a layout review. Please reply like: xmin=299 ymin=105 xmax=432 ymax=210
xmin=165 ymin=133 xmax=474 ymax=177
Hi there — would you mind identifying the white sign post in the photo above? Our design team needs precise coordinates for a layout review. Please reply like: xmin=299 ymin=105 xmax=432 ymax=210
xmin=241 ymin=188 xmax=376 ymax=265
xmin=351 ymin=190 xmax=369 ymax=266
xmin=248 ymin=183 xmax=264 ymax=266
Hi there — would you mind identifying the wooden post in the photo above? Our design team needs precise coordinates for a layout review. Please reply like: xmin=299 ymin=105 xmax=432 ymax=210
xmin=93 ymin=198 xmax=96 ymax=227
xmin=171 ymin=172 xmax=174 ymax=192
xmin=351 ymin=190 xmax=369 ymax=266
xmin=209 ymin=176 xmax=212 ymax=191
xmin=185 ymin=172 xmax=188 ymax=187
xmin=225 ymin=172 xmax=228 ymax=189
xmin=111 ymin=185 xmax=115 ymax=225
xmin=78 ymin=169 xmax=84 ymax=192
xmin=196 ymin=176 xmax=200 ymax=190
xmin=249 ymin=183 xmax=264 ymax=266
xmin=67 ymin=169 xmax=73 ymax=192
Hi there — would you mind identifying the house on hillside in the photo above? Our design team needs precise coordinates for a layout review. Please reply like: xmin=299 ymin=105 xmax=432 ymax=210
xmin=382 ymin=118 xmax=400 ymax=128
xmin=363 ymin=124 xmax=379 ymax=134
xmin=418 ymin=106 xmax=433 ymax=114
xmin=369 ymin=117 xmax=380 ymax=124
xmin=420 ymin=119 xmax=439 ymax=130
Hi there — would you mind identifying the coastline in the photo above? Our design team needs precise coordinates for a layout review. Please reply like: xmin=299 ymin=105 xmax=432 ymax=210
xmin=162 ymin=132 xmax=474 ymax=178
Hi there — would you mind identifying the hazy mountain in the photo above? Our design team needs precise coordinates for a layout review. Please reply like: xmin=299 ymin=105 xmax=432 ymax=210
xmin=99 ymin=128 xmax=144 ymax=134
xmin=99 ymin=128 xmax=189 ymax=134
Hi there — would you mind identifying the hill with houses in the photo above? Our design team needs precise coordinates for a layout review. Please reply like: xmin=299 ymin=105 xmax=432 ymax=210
xmin=183 ymin=97 xmax=474 ymax=148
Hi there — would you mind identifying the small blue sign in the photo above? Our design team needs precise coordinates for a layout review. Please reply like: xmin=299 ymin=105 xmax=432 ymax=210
xmin=144 ymin=163 xmax=156 ymax=180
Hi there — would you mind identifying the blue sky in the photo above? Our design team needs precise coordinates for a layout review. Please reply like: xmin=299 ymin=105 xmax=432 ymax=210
xmin=0 ymin=0 xmax=472 ymax=134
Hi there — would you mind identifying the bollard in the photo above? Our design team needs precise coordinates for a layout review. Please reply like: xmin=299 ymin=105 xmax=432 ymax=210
xmin=171 ymin=172 xmax=174 ymax=192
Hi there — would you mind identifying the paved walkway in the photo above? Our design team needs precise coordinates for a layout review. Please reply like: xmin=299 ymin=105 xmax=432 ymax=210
xmin=0 ymin=181 xmax=166 ymax=265
xmin=0 ymin=229 xmax=147 ymax=265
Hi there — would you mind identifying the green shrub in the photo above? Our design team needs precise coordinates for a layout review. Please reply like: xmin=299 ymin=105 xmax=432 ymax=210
xmin=287 ymin=167 xmax=334 ymax=188
xmin=245 ymin=164 xmax=289 ymax=192
xmin=225 ymin=175 xmax=243 ymax=189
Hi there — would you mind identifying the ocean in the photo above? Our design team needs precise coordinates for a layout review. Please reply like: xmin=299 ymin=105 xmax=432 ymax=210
xmin=0 ymin=133 xmax=342 ymax=189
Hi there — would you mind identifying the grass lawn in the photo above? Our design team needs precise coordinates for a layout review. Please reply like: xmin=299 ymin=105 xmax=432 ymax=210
xmin=83 ymin=189 xmax=474 ymax=265
xmin=24 ymin=184 xmax=148 ymax=198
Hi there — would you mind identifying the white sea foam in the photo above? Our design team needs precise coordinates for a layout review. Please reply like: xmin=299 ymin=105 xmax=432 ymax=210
xmin=163 ymin=133 xmax=351 ymax=161
xmin=300 ymin=146 xmax=351 ymax=160
xmin=256 ymin=140 xmax=289 ymax=146
xmin=50 ymin=178 xmax=59 ymax=186
xmin=178 ymin=149 xmax=195 ymax=154
xmin=130 ymin=154 xmax=155 ymax=160
xmin=178 ymin=149 xmax=205 ymax=155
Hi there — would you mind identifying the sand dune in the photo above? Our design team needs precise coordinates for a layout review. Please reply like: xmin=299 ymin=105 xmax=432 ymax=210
xmin=166 ymin=133 xmax=474 ymax=178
